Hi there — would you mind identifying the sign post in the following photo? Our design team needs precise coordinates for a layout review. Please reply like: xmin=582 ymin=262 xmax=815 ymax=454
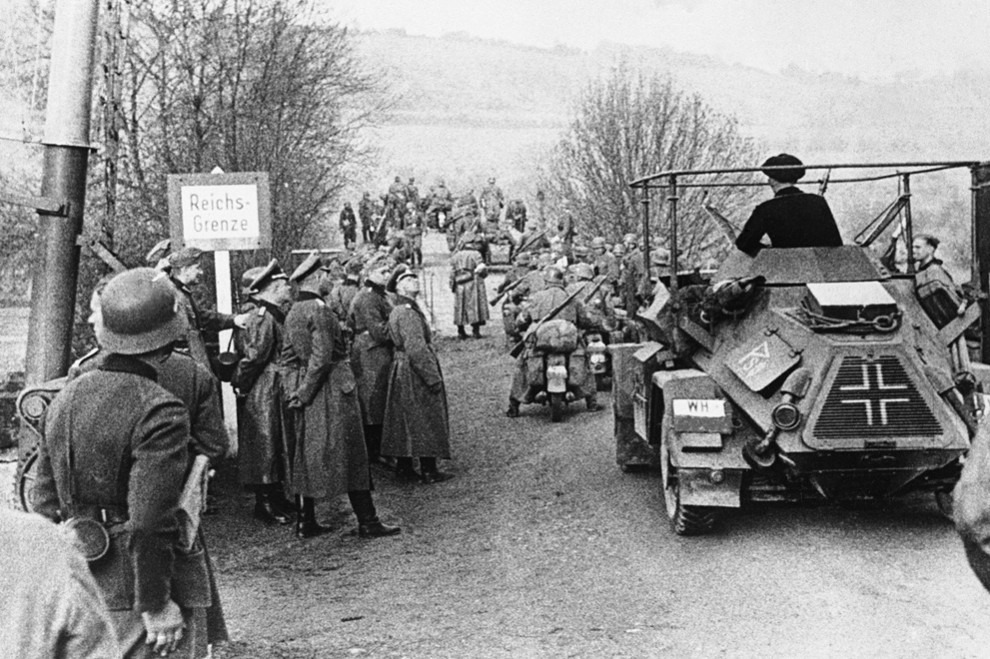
xmin=168 ymin=171 xmax=272 ymax=451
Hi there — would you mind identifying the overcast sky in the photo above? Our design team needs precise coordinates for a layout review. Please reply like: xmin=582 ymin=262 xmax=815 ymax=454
xmin=329 ymin=0 xmax=988 ymax=81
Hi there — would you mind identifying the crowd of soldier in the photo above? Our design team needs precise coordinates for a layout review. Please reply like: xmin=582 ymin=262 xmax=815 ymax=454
xmin=15 ymin=234 xmax=462 ymax=656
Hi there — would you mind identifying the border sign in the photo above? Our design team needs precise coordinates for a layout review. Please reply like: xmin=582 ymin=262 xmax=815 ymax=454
xmin=167 ymin=171 xmax=272 ymax=251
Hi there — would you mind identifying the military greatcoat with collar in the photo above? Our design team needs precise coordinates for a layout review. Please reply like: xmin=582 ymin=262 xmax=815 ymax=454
xmin=349 ymin=287 xmax=394 ymax=426
xmin=449 ymin=248 xmax=490 ymax=326
xmin=381 ymin=296 xmax=451 ymax=459
xmin=32 ymin=355 xmax=212 ymax=626
xmin=283 ymin=292 xmax=370 ymax=498
xmin=233 ymin=300 xmax=290 ymax=486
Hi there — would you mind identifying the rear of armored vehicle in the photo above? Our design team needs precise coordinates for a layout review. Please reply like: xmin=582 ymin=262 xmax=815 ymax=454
xmin=617 ymin=246 xmax=977 ymax=535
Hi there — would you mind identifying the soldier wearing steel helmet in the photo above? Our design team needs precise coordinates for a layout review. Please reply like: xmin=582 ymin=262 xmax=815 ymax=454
xmin=33 ymin=267 xmax=210 ymax=658
xmin=735 ymin=153 xmax=842 ymax=255
xmin=506 ymin=266 xmax=597 ymax=417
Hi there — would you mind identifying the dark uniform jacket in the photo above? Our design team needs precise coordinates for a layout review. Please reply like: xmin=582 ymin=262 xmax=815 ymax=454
xmin=283 ymin=293 xmax=370 ymax=497
xmin=735 ymin=187 xmax=842 ymax=255
xmin=233 ymin=300 xmax=289 ymax=485
xmin=381 ymin=296 xmax=450 ymax=459
xmin=349 ymin=287 xmax=394 ymax=426
xmin=33 ymin=355 xmax=202 ymax=614
xmin=171 ymin=278 xmax=235 ymax=373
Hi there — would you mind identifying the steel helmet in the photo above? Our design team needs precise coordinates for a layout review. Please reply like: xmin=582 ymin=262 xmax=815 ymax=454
xmin=97 ymin=268 xmax=186 ymax=355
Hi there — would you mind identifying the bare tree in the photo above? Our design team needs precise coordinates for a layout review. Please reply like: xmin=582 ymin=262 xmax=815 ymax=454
xmin=538 ymin=61 xmax=761 ymax=264
xmin=100 ymin=0 xmax=388 ymax=265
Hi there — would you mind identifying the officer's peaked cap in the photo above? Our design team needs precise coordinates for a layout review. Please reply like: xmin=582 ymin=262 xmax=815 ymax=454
xmin=244 ymin=259 xmax=287 ymax=295
xmin=168 ymin=246 xmax=204 ymax=269
xmin=289 ymin=251 xmax=331 ymax=283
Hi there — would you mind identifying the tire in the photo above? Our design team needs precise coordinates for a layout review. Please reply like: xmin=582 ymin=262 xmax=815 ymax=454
xmin=935 ymin=490 xmax=954 ymax=520
xmin=14 ymin=444 xmax=39 ymax=513
xmin=660 ymin=414 xmax=716 ymax=536
xmin=549 ymin=392 xmax=565 ymax=422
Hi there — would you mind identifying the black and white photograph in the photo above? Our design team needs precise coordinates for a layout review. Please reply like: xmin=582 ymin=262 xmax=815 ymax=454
xmin=2 ymin=1 xmax=990 ymax=657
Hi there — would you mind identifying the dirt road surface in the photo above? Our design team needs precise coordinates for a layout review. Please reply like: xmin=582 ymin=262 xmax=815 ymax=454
xmin=4 ymin=235 xmax=989 ymax=658
xmin=206 ymin=235 xmax=988 ymax=658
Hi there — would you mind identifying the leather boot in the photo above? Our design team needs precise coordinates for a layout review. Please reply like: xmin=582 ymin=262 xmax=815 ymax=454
xmin=419 ymin=457 xmax=454 ymax=484
xmin=586 ymin=394 xmax=600 ymax=412
xmin=472 ymin=324 xmax=482 ymax=339
xmin=394 ymin=457 xmax=420 ymax=481
xmin=254 ymin=491 xmax=290 ymax=525
xmin=457 ymin=326 xmax=469 ymax=340
xmin=349 ymin=490 xmax=401 ymax=538
xmin=270 ymin=487 xmax=297 ymax=518
xmin=505 ymin=398 xmax=520 ymax=418
xmin=295 ymin=496 xmax=331 ymax=539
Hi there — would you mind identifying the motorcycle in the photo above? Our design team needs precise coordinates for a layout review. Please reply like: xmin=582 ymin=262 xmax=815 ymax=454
xmin=521 ymin=319 xmax=593 ymax=422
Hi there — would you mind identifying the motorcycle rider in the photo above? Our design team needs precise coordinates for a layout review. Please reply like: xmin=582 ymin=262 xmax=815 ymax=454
xmin=506 ymin=266 xmax=598 ymax=417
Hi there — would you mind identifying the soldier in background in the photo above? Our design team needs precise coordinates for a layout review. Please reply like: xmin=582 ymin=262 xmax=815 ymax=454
xmin=405 ymin=177 xmax=420 ymax=213
xmin=167 ymin=246 xmax=250 ymax=375
xmin=591 ymin=236 xmax=620 ymax=293
xmin=328 ymin=259 xmax=362 ymax=327
xmin=427 ymin=177 xmax=454 ymax=231
xmin=449 ymin=235 xmax=490 ymax=339
xmin=233 ymin=260 xmax=295 ymax=526
xmin=619 ymin=233 xmax=648 ymax=316
xmin=34 ymin=268 xmax=210 ymax=658
xmin=479 ymin=176 xmax=505 ymax=234
xmin=284 ymin=253 xmax=400 ymax=539
xmin=358 ymin=192 xmax=375 ymax=243
xmin=339 ymin=202 xmax=357 ymax=250
xmin=402 ymin=201 xmax=425 ymax=268
xmin=381 ymin=271 xmax=453 ymax=484
xmin=557 ymin=211 xmax=577 ymax=248
xmin=349 ymin=267 xmax=394 ymax=466
xmin=506 ymin=199 xmax=527 ymax=233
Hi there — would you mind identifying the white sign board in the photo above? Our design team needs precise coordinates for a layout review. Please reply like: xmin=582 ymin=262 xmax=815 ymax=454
xmin=167 ymin=172 xmax=272 ymax=251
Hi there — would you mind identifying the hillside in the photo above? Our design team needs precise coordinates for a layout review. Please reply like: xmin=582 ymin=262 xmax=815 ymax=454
xmin=355 ymin=29 xmax=990 ymax=190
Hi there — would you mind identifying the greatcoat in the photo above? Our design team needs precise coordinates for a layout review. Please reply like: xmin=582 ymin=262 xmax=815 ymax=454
xmin=381 ymin=297 xmax=451 ymax=459
xmin=284 ymin=292 xmax=370 ymax=498
xmin=170 ymin=278 xmax=235 ymax=374
xmin=449 ymin=248 xmax=490 ymax=326
xmin=33 ymin=354 xmax=214 ymax=658
xmin=233 ymin=300 xmax=290 ymax=486
xmin=349 ymin=287 xmax=394 ymax=426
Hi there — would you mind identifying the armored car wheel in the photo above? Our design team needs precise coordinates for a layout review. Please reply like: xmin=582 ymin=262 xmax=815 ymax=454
xmin=13 ymin=444 xmax=39 ymax=513
xmin=660 ymin=417 xmax=716 ymax=536
xmin=550 ymin=393 xmax=565 ymax=422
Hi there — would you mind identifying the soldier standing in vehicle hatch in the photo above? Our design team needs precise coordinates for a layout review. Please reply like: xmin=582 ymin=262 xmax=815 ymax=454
xmin=734 ymin=153 xmax=842 ymax=255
